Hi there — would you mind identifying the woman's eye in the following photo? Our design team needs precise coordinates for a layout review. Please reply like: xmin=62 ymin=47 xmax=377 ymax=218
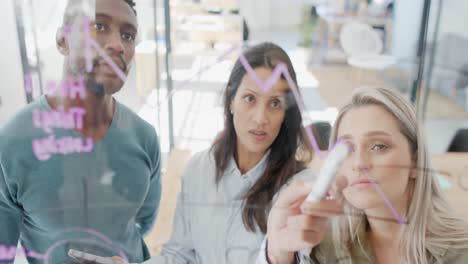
xmin=94 ymin=23 xmax=105 ymax=31
xmin=371 ymin=144 xmax=388 ymax=151
xmin=243 ymin=95 xmax=255 ymax=103
xmin=270 ymin=99 xmax=282 ymax=109
xmin=122 ymin=32 xmax=135 ymax=42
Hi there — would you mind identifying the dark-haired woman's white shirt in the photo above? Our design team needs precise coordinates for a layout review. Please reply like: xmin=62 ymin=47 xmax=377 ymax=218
xmin=141 ymin=149 xmax=314 ymax=264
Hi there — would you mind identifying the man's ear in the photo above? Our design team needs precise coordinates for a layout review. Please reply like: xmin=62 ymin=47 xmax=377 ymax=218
xmin=56 ymin=27 xmax=69 ymax=55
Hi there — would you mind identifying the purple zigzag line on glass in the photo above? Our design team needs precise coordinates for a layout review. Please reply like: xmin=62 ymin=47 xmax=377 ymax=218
xmin=238 ymin=53 xmax=406 ymax=225
xmin=239 ymin=53 xmax=323 ymax=158
xmin=88 ymin=39 xmax=127 ymax=82
xmin=83 ymin=17 xmax=93 ymax=73
xmin=369 ymin=178 xmax=407 ymax=224
xmin=156 ymin=45 xmax=239 ymax=109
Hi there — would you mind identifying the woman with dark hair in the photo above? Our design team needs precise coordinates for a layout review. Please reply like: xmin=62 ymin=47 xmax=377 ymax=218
xmin=211 ymin=42 xmax=313 ymax=235
xmin=115 ymin=42 xmax=315 ymax=264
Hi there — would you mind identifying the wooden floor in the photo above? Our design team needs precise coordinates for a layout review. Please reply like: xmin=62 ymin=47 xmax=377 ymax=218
xmin=426 ymin=92 xmax=468 ymax=119
xmin=310 ymin=66 xmax=401 ymax=108
xmin=431 ymin=153 xmax=468 ymax=218
xmin=310 ymin=66 xmax=468 ymax=119
xmin=144 ymin=148 xmax=192 ymax=255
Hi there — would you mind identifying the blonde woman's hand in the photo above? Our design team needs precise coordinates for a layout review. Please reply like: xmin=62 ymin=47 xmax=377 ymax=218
xmin=266 ymin=180 xmax=342 ymax=264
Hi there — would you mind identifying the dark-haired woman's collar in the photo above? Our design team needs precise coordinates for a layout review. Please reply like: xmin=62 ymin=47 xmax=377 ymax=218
xmin=221 ymin=150 xmax=270 ymax=200
xmin=228 ymin=149 xmax=271 ymax=180
xmin=244 ymin=149 xmax=270 ymax=179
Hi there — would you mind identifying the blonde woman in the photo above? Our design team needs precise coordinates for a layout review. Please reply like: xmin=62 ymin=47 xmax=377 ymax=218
xmin=260 ymin=87 xmax=468 ymax=264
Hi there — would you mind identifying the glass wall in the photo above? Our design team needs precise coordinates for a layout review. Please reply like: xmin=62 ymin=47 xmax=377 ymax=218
xmin=1 ymin=0 xmax=468 ymax=263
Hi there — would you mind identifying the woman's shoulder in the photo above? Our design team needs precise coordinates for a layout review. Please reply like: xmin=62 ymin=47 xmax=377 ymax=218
xmin=183 ymin=149 xmax=214 ymax=171
xmin=309 ymin=231 xmax=339 ymax=263
xmin=440 ymin=247 xmax=468 ymax=263
xmin=310 ymin=232 xmax=376 ymax=263
xmin=189 ymin=148 xmax=213 ymax=162
xmin=180 ymin=148 xmax=217 ymax=182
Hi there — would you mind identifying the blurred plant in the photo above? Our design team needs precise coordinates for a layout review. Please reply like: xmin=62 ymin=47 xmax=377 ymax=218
xmin=299 ymin=4 xmax=318 ymax=48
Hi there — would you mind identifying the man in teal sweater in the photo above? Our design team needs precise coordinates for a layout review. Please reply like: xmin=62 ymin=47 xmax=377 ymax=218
xmin=0 ymin=0 xmax=161 ymax=263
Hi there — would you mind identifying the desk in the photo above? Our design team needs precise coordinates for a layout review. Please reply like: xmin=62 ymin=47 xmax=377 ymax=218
xmin=144 ymin=151 xmax=468 ymax=255
xmin=309 ymin=66 xmax=468 ymax=120
xmin=432 ymin=153 xmax=468 ymax=217
xmin=309 ymin=66 xmax=394 ymax=109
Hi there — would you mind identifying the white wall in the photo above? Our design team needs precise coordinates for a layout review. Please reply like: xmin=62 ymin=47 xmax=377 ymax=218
xmin=392 ymin=0 xmax=468 ymax=60
xmin=433 ymin=0 xmax=468 ymax=40
xmin=239 ymin=0 xmax=302 ymax=31
xmin=0 ymin=0 xmax=27 ymax=125
xmin=270 ymin=0 xmax=302 ymax=29
xmin=239 ymin=0 xmax=271 ymax=31
xmin=391 ymin=0 xmax=424 ymax=60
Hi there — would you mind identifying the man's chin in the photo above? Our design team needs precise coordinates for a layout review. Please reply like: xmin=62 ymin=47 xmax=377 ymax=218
xmin=87 ymin=79 xmax=123 ymax=96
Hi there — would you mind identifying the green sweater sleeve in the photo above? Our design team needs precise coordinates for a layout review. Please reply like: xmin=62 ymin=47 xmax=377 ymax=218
xmin=0 ymin=149 xmax=22 ymax=249
xmin=135 ymin=131 xmax=162 ymax=236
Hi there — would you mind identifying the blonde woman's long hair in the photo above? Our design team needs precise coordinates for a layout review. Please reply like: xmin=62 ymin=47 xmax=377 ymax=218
xmin=329 ymin=87 xmax=468 ymax=264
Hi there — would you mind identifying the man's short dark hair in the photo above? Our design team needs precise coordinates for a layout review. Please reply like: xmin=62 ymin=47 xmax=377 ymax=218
xmin=63 ymin=0 xmax=137 ymax=25
xmin=123 ymin=0 xmax=137 ymax=16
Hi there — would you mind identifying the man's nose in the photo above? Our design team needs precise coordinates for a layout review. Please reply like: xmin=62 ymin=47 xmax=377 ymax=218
xmin=105 ymin=31 xmax=124 ymax=55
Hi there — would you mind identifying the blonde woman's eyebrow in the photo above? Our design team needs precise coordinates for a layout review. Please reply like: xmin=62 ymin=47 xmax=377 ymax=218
xmin=365 ymin=131 xmax=392 ymax=137
xmin=338 ymin=135 xmax=352 ymax=140
xmin=339 ymin=131 xmax=392 ymax=141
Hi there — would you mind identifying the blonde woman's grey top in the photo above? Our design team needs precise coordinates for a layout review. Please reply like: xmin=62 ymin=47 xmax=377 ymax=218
xmin=143 ymin=149 xmax=314 ymax=264
xmin=257 ymin=231 xmax=468 ymax=264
